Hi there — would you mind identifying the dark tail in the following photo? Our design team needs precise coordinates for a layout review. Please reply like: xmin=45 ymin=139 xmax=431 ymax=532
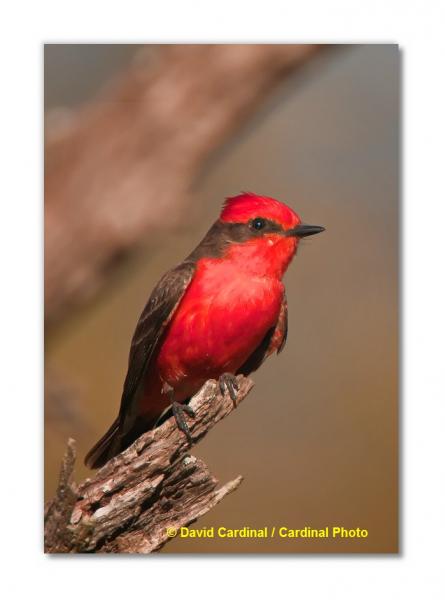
xmin=84 ymin=418 xmax=122 ymax=469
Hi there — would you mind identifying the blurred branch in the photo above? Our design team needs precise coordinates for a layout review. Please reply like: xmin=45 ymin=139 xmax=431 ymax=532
xmin=45 ymin=44 xmax=327 ymax=326
xmin=44 ymin=375 xmax=253 ymax=553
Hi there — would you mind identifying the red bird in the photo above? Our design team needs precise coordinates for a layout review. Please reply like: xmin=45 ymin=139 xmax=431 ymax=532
xmin=85 ymin=193 xmax=324 ymax=468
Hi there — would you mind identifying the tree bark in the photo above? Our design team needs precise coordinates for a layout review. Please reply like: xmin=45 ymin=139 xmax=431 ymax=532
xmin=45 ymin=44 xmax=326 ymax=326
xmin=44 ymin=375 xmax=253 ymax=553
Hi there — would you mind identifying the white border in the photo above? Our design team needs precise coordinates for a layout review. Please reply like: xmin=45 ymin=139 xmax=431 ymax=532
xmin=1 ymin=1 xmax=445 ymax=598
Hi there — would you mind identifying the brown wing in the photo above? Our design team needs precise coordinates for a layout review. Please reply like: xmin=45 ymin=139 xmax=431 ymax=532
xmin=119 ymin=261 xmax=196 ymax=420
xmin=237 ymin=295 xmax=288 ymax=376
xmin=85 ymin=261 xmax=195 ymax=468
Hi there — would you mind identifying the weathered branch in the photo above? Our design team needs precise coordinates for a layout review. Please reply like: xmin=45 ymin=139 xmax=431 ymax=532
xmin=45 ymin=44 xmax=326 ymax=326
xmin=44 ymin=375 xmax=253 ymax=553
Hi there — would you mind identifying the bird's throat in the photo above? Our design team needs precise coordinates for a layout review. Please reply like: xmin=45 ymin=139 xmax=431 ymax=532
xmin=223 ymin=236 xmax=298 ymax=280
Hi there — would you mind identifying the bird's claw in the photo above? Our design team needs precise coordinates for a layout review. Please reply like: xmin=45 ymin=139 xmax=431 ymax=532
xmin=219 ymin=372 xmax=240 ymax=406
xmin=182 ymin=403 xmax=195 ymax=418
xmin=171 ymin=401 xmax=195 ymax=446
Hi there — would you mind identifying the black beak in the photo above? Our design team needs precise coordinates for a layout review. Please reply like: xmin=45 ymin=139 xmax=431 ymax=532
xmin=286 ymin=224 xmax=325 ymax=238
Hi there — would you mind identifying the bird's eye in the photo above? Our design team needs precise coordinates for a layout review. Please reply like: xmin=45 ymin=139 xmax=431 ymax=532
xmin=251 ymin=217 xmax=266 ymax=231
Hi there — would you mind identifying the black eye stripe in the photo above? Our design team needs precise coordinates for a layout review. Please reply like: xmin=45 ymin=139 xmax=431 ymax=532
xmin=187 ymin=219 xmax=286 ymax=261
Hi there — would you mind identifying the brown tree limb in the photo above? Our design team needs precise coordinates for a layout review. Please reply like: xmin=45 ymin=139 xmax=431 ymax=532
xmin=45 ymin=44 xmax=327 ymax=326
xmin=44 ymin=375 xmax=254 ymax=553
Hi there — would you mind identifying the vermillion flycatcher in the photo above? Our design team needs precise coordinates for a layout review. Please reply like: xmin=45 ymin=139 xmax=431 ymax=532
xmin=85 ymin=192 xmax=324 ymax=468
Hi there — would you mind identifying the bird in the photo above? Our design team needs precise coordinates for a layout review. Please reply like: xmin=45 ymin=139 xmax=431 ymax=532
xmin=85 ymin=192 xmax=325 ymax=469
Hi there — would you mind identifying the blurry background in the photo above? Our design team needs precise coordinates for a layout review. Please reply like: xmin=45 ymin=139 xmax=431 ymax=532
xmin=44 ymin=44 xmax=398 ymax=553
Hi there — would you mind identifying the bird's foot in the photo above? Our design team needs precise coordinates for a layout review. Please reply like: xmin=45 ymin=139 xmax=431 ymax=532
xmin=171 ymin=401 xmax=195 ymax=446
xmin=219 ymin=372 xmax=240 ymax=406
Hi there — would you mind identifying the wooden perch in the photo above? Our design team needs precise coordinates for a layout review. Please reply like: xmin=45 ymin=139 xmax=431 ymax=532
xmin=44 ymin=375 xmax=254 ymax=553
xmin=45 ymin=44 xmax=326 ymax=326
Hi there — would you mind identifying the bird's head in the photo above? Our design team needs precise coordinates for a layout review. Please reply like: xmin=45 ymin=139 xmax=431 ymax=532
xmin=210 ymin=192 xmax=325 ymax=278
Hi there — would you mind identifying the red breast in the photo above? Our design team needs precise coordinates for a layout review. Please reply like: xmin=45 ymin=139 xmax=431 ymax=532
xmin=156 ymin=256 xmax=284 ymax=394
